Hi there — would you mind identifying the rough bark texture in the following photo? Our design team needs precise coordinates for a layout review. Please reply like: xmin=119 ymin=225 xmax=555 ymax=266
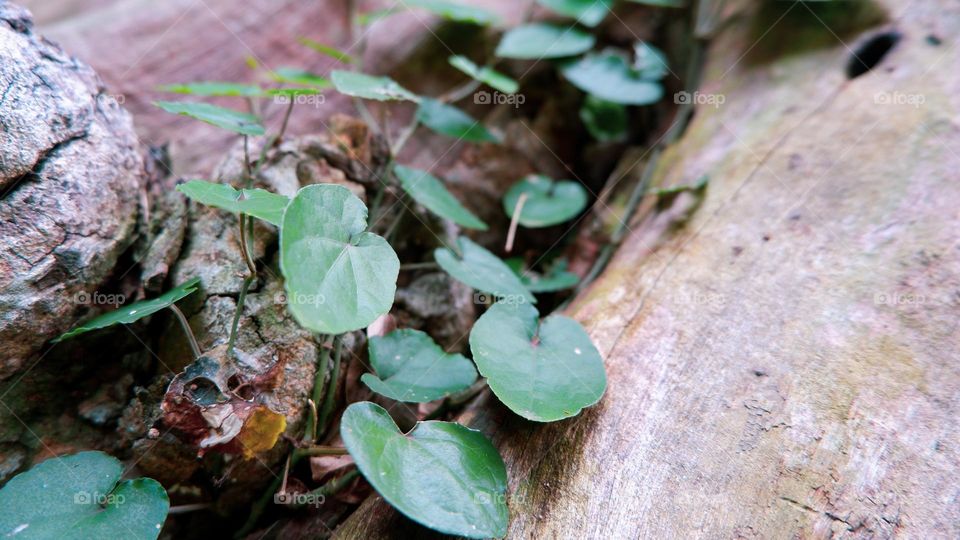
xmin=335 ymin=1 xmax=960 ymax=538
xmin=0 ymin=1 xmax=145 ymax=377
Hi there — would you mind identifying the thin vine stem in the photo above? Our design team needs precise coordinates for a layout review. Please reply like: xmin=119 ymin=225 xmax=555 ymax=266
xmin=168 ymin=304 xmax=201 ymax=359
xmin=226 ymin=274 xmax=254 ymax=357
xmin=316 ymin=334 xmax=343 ymax=440
xmin=304 ymin=335 xmax=331 ymax=444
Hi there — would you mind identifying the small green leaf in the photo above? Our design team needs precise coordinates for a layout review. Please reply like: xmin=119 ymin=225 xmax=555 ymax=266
xmin=270 ymin=67 xmax=331 ymax=87
xmin=405 ymin=0 xmax=499 ymax=25
xmin=560 ymin=50 xmax=664 ymax=105
xmin=280 ymin=184 xmax=400 ymax=334
xmin=297 ymin=37 xmax=355 ymax=64
xmin=157 ymin=81 xmax=263 ymax=97
xmin=515 ymin=259 xmax=580 ymax=293
xmin=633 ymin=41 xmax=670 ymax=80
xmin=495 ymin=23 xmax=595 ymax=59
xmin=330 ymin=70 xmax=419 ymax=102
xmin=434 ymin=237 xmax=536 ymax=304
xmin=416 ymin=98 xmax=498 ymax=143
xmin=537 ymin=0 xmax=612 ymax=27
xmin=394 ymin=165 xmax=488 ymax=230
xmin=341 ymin=402 xmax=507 ymax=538
xmin=448 ymin=55 xmax=519 ymax=94
xmin=580 ymin=95 xmax=628 ymax=142
xmin=362 ymin=329 xmax=477 ymax=402
xmin=154 ymin=101 xmax=264 ymax=135
xmin=503 ymin=174 xmax=589 ymax=227
xmin=0 ymin=451 xmax=169 ymax=539
xmin=176 ymin=180 xmax=289 ymax=226
xmin=469 ymin=302 xmax=606 ymax=422
xmin=55 ymin=278 xmax=201 ymax=342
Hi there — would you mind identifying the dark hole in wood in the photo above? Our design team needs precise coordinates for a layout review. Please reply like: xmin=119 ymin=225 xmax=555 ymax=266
xmin=846 ymin=31 xmax=901 ymax=79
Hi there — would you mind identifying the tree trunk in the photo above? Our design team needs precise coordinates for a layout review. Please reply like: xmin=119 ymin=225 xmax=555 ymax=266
xmin=335 ymin=1 xmax=960 ymax=537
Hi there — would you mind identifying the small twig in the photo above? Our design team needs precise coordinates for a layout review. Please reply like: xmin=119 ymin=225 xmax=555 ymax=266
xmin=316 ymin=334 xmax=344 ymax=440
xmin=295 ymin=446 xmax=349 ymax=458
xmin=168 ymin=304 xmax=201 ymax=359
xmin=168 ymin=503 xmax=211 ymax=515
xmin=504 ymin=192 xmax=528 ymax=253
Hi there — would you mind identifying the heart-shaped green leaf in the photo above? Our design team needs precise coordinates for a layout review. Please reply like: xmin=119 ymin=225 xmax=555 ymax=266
xmin=469 ymin=302 xmax=606 ymax=422
xmin=157 ymin=81 xmax=264 ymax=97
xmin=633 ymin=41 xmax=670 ymax=80
xmin=560 ymin=50 xmax=664 ymax=105
xmin=270 ymin=67 xmax=331 ymax=87
xmin=341 ymin=402 xmax=507 ymax=538
xmin=537 ymin=0 xmax=612 ymax=27
xmin=511 ymin=259 xmax=580 ymax=293
xmin=434 ymin=237 xmax=535 ymax=305
xmin=54 ymin=278 xmax=201 ymax=342
xmin=448 ymin=56 xmax=518 ymax=94
xmin=503 ymin=175 xmax=588 ymax=227
xmin=177 ymin=180 xmax=289 ymax=226
xmin=331 ymin=71 xmax=419 ymax=102
xmin=405 ymin=0 xmax=499 ymax=25
xmin=416 ymin=98 xmax=498 ymax=143
xmin=580 ymin=95 xmax=628 ymax=142
xmin=280 ymin=184 xmax=400 ymax=334
xmin=362 ymin=329 xmax=477 ymax=402
xmin=154 ymin=101 xmax=264 ymax=135
xmin=0 ymin=451 xmax=169 ymax=539
xmin=495 ymin=23 xmax=595 ymax=59
xmin=394 ymin=165 xmax=488 ymax=230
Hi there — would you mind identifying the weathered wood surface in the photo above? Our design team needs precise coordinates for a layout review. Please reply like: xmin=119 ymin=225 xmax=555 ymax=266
xmin=336 ymin=1 xmax=960 ymax=538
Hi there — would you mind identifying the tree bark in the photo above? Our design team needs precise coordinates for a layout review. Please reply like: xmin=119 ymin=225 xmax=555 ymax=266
xmin=335 ymin=1 xmax=960 ymax=537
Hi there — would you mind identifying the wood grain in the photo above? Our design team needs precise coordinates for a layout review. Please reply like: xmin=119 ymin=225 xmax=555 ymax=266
xmin=335 ymin=1 xmax=960 ymax=537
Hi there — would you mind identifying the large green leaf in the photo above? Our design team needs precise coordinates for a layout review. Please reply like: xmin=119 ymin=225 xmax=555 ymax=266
xmin=330 ymin=71 xmax=419 ymax=102
xmin=394 ymin=165 xmax=488 ymax=230
xmin=560 ymin=50 xmax=664 ymax=105
xmin=416 ymin=98 xmax=498 ymax=143
xmin=434 ymin=237 xmax=535 ymax=305
xmin=580 ymin=95 xmax=628 ymax=142
xmin=280 ymin=184 xmax=400 ymax=334
xmin=157 ymin=81 xmax=263 ymax=97
xmin=154 ymin=101 xmax=264 ymax=135
xmin=448 ymin=56 xmax=518 ymax=94
xmin=0 ymin=451 xmax=169 ymax=539
xmin=503 ymin=174 xmax=589 ymax=227
xmin=495 ymin=23 xmax=595 ymax=59
xmin=54 ymin=278 xmax=201 ymax=342
xmin=176 ymin=180 xmax=289 ymax=226
xmin=341 ymin=402 xmax=507 ymax=538
xmin=362 ymin=329 xmax=477 ymax=402
xmin=405 ymin=0 xmax=499 ymax=25
xmin=537 ymin=0 xmax=612 ymax=27
xmin=469 ymin=302 xmax=606 ymax=421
